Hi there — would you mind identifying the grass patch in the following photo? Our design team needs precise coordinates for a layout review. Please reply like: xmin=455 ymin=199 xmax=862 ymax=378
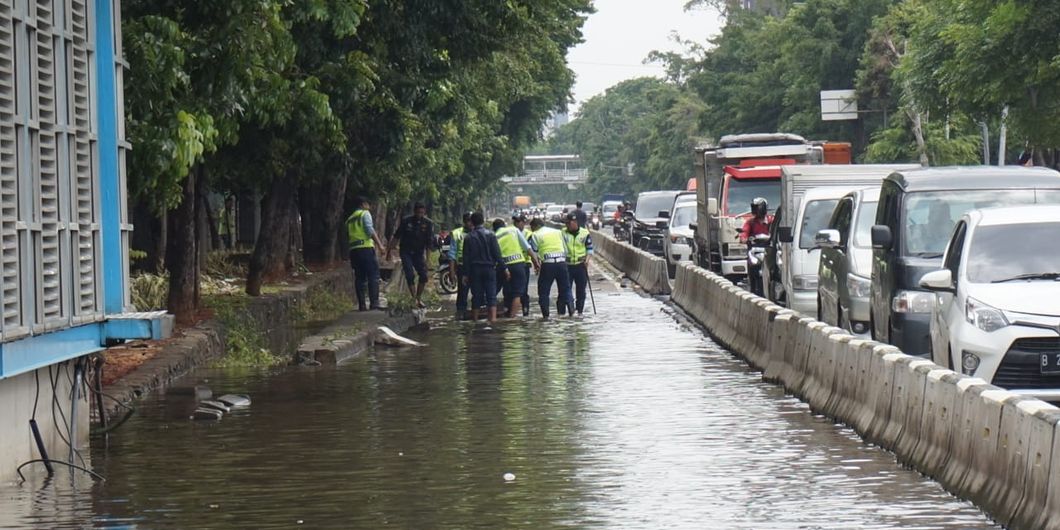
xmin=204 ymin=295 xmax=286 ymax=368
xmin=293 ymin=286 xmax=355 ymax=323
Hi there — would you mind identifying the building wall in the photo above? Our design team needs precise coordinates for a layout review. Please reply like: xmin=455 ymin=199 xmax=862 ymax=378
xmin=0 ymin=362 xmax=89 ymax=481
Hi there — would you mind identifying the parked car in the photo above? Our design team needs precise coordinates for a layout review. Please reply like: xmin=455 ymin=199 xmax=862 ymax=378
xmin=815 ymin=187 xmax=879 ymax=335
xmin=632 ymin=190 xmax=682 ymax=256
xmin=919 ymin=205 xmax=1060 ymax=401
xmin=545 ymin=204 xmax=565 ymax=222
xmin=870 ymin=166 xmax=1060 ymax=356
xmin=664 ymin=193 xmax=698 ymax=277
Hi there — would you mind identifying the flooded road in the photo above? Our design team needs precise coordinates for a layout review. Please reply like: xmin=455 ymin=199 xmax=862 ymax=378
xmin=0 ymin=278 xmax=999 ymax=529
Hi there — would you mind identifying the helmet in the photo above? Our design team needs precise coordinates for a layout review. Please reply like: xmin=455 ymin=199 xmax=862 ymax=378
xmin=751 ymin=197 xmax=768 ymax=217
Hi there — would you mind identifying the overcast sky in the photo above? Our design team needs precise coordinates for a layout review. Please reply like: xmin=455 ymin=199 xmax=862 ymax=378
xmin=566 ymin=0 xmax=725 ymax=115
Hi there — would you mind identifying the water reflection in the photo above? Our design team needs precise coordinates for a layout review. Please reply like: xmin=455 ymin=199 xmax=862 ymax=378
xmin=0 ymin=290 xmax=999 ymax=529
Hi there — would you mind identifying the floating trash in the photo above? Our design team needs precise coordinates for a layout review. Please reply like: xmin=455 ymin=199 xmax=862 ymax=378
xmin=503 ymin=472 xmax=516 ymax=482
xmin=375 ymin=326 xmax=426 ymax=347
xmin=199 ymin=400 xmax=230 ymax=413
xmin=191 ymin=408 xmax=222 ymax=421
xmin=217 ymin=394 xmax=251 ymax=408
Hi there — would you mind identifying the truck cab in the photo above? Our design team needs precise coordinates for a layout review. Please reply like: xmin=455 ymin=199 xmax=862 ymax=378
xmin=693 ymin=133 xmax=821 ymax=283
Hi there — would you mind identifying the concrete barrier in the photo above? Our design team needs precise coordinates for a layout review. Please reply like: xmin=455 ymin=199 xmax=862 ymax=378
xmin=657 ymin=261 xmax=1060 ymax=529
xmin=590 ymin=230 xmax=671 ymax=295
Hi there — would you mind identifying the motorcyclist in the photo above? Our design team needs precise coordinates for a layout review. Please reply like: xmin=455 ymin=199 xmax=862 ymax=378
xmin=741 ymin=197 xmax=771 ymax=296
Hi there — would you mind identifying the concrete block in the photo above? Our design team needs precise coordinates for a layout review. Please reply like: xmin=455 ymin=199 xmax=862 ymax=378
xmin=954 ymin=388 xmax=1008 ymax=504
xmin=909 ymin=369 xmax=961 ymax=479
xmin=979 ymin=396 xmax=1044 ymax=526
xmin=810 ymin=334 xmax=852 ymax=417
xmin=1012 ymin=406 xmax=1060 ymax=530
xmin=786 ymin=320 xmax=827 ymax=398
xmin=937 ymin=377 xmax=989 ymax=489
xmin=879 ymin=358 xmax=934 ymax=453
xmin=849 ymin=343 xmax=891 ymax=437
xmin=763 ymin=313 xmax=795 ymax=381
xmin=830 ymin=339 xmax=870 ymax=425
xmin=861 ymin=351 xmax=905 ymax=446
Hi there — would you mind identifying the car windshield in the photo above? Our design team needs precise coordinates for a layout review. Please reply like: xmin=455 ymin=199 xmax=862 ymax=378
xmin=602 ymin=202 xmax=620 ymax=214
xmin=852 ymin=201 xmax=878 ymax=248
xmin=546 ymin=206 xmax=563 ymax=213
xmin=635 ymin=193 xmax=678 ymax=219
xmin=798 ymin=199 xmax=839 ymax=249
xmin=903 ymin=189 xmax=1060 ymax=256
xmin=671 ymin=205 xmax=696 ymax=228
xmin=726 ymin=179 xmax=781 ymax=215
xmin=967 ymin=222 xmax=1060 ymax=283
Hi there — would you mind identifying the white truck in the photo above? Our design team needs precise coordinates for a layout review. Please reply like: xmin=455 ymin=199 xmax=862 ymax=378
xmin=763 ymin=164 xmax=918 ymax=314
xmin=692 ymin=133 xmax=825 ymax=283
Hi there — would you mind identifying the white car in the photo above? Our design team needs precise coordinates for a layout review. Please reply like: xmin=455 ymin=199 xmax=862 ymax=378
xmin=664 ymin=195 xmax=697 ymax=276
xmin=920 ymin=205 xmax=1060 ymax=401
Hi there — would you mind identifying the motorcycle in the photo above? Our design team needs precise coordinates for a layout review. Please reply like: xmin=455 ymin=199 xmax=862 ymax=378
xmin=435 ymin=231 xmax=458 ymax=294
xmin=613 ymin=211 xmax=634 ymax=243
xmin=589 ymin=212 xmax=602 ymax=230
xmin=746 ymin=233 xmax=770 ymax=296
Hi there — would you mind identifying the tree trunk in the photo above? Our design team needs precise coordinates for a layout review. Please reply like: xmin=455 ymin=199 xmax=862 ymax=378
xmin=196 ymin=171 xmax=212 ymax=272
xmin=979 ymin=121 xmax=991 ymax=165
xmin=166 ymin=166 xmax=201 ymax=324
xmin=998 ymin=105 xmax=1009 ymax=165
xmin=246 ymin=169 xmax=299 ymax=295
xmin=907 ymin=108 xmax=929 ymax=167
xmin=299 ymin=171 xmax=348 ymax=265
xmin=131 ymin=197 xmax=166 ymax=274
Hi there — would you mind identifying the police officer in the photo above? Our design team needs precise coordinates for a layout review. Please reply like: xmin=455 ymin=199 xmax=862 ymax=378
xmin=563 ymin=212 xmax=594 ymax=315
xmin=346 ymin=197 xmax=385 ymax=311
xmin=447 ymin=212 xmax=473 ymax=320
xmin=493 ymin=218 xmax=538 ymax=317
xmin=513 ymin=214 xmax=533 ymax=316
xmin=528 ymin=218 xmax=572 ymax=319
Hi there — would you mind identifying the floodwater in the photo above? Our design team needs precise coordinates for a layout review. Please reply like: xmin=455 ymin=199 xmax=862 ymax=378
xmin=0 ymin=278 xmax=999 ymax=529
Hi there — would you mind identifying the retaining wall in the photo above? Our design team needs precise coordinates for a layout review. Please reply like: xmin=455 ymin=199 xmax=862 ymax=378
xmin=590 ymin=230 xmax=670 ymax=295
xmin=666 ymin=261 xmax=1059 ymax=530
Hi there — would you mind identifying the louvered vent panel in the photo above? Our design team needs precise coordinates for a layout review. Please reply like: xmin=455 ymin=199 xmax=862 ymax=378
xmin=0 ymin=5 xmax=19 ymax=333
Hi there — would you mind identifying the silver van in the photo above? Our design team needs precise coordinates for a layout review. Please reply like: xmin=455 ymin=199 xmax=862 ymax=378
xmin=815 ymin=188 xmax=879 ymax=335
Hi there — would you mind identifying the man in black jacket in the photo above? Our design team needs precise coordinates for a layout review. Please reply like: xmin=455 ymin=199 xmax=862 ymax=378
xmin=461 ymin=212 xmax=509 ymax=324
xmin=387 ymin=202 xmax=433 ymax=308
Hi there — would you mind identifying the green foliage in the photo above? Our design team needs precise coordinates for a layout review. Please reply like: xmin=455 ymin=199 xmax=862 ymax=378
xmin=204 ymin=295 xmax=286 ymax=368
xmin=131 ymin=273 xmax=169 ymax=311
xmin=292 ymin=287 xmax=355 ymax=323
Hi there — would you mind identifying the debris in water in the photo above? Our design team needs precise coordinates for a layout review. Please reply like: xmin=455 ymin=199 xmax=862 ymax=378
xmin=199 ymin=400 xmax=230 ymax=413
xmin=217 ymin=394 xmax=251 ymax=408
xmin=191 ymin=407 xmax=223 ymax=421
xmin=503 ymin=472 xmax=516 ymax=482
xmin=375 ymin=326 xmax=426 ymax=347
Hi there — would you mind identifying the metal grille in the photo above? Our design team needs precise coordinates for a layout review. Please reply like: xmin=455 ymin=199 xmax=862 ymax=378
xmin=993 ymin=338 xmax=1060 ymax=390
xmin=70 ymin=0 xmax=99 ymax=318
xmin=0 ymin=4 xmax=19 ymax=336
xmin=35 ymin=0 xmax=63 ymax=324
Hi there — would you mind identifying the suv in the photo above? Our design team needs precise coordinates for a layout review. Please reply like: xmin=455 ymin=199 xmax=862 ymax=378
xmin=633 ymin=190 xmax=682 ymax=256
xmin=870 ymin=166 xmax=1060 ymax=356
xmin=664 ymin=192 xmax=697 ymax=277
xmin=920 ymin=205 xmax=1060 ymax=401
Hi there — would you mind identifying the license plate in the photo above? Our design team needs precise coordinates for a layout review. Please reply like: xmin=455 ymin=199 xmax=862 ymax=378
xmin=1041 ymin=353 xmax=1060 ymax=374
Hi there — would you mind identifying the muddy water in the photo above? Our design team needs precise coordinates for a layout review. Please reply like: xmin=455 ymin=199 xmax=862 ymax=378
xmin=0 ymin=284 xmax=998 ymax=529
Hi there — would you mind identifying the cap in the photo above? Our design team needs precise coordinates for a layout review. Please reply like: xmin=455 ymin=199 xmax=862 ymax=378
xmin=565 ymin=212 xmax=578 ymax=222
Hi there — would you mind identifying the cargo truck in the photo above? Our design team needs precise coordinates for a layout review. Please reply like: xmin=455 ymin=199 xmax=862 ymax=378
xmin=692 ymin=133 xmax=826 ymax=282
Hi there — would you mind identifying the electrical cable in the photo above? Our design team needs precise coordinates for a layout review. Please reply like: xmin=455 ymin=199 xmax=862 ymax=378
xmin=49 ymin=364 xmax=86 ymax=467
xmin=17 ymin=459 xmax=105 ymax=482
xmin=32 ymin=369 xmax=40 ymax=420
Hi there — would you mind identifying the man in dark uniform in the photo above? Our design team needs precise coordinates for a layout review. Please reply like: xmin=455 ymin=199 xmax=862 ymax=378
xmin=462 ymin=212 xmax=509 ymax=324
xmin=387 ymin=202 xmax=433 ymax=308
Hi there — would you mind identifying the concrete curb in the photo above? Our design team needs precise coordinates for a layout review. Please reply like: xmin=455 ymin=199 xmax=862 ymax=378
xmin=591 ymin=230 xmax=671 ymax=295
xmin=296 ymin=311 xmax=426 ymax=365
xmin=651 ymin=261 xmax=1059 ymax=529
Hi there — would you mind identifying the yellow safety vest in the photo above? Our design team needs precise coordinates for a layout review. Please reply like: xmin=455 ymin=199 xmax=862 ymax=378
xmin=496 ymin=226 xmax=525 ymax=265
xmin=532 ymin=227 xmax=566 ymax=263
xmin=521 ymin=227 xmax=533 ymax=263
xmin=451 ymin=227 xmax=466 ymax=262
xmin=563 ymin=227 xmax=590 ymax=264
xmin=346 ymin=210 xmax=373 ymax=250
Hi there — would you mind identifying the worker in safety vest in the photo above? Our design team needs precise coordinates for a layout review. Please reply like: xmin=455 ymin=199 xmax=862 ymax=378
xmin=528 ymin=218 xmax=572 ymax=319
xmin=563 ymin=213 xmax=594 ymax=315
xmin=346 ymin=196 xmax=385 ymax=311
xmin=493 ymin=218 xmax=539 ymax=317
xmin=513 ymin=214 xmax=534 ymax=317
xmin=447 ymin=212 xmax=474 ymax=319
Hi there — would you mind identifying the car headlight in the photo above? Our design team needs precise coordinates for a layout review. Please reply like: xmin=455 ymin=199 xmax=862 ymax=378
xmin=965 ymin=297 xmax=1009 ymax=332
xmin=892 ymin=290 xmax=934 ymax=314
xmin=846 ymin=274 xmax=871 ymax=299
xmin=793 ymin=275 xmax=818 ymax=290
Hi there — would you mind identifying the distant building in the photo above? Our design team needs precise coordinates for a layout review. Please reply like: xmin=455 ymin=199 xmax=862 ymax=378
xmin=730 ymin=0 xmax=786 ymax=16
xmin=542 ymin=111 xmax=570 ymax=138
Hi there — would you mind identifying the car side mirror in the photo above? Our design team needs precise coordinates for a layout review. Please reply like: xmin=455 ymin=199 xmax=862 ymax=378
xmin=813 ymin=229 xmax=841 ymax=249
xmin=689 ymin=223 xmax=698 ymax=231
xmin=658 ymin=210 xmax=670 ymax=219
xmin=919 ymin=269 xmax=955 ymax=293
xmin=707 ymin=198 xmax=719 ymax=216
xmin=655 ymin=220 xmax=669 ymax=229
xmin=777 ymin=226 xmax=794 ymax=243
xmin=871 ymin=225 xmax=893 ymax=250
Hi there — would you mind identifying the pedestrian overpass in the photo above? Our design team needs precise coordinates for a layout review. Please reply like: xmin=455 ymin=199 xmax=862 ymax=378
xmin=501 ymin=155 xmax=587 ymax=187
